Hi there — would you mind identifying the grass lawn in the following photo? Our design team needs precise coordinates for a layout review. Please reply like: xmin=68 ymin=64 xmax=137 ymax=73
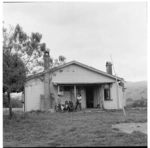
xmin=3 ymin=108 xmax=147 ymax=147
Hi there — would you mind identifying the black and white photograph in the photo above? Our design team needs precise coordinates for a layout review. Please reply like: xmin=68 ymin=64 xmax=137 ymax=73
xmin=2 ymin=1 xmax=148 ymax=147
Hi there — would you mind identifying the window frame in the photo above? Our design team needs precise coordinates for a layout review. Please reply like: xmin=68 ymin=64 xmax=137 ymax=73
xmin=104 ymin=85 xmax=112 ymax=101
xmin=64 ymin=86 xmax=73 ymax=91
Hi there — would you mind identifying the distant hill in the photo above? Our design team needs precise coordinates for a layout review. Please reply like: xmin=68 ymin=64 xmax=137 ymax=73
xmin=124 ymin=81 xmax=147 ymax=101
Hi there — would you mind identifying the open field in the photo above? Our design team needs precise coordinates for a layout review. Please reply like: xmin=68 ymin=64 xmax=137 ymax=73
xmin=3 ymin=109 xmax=147 ymax=147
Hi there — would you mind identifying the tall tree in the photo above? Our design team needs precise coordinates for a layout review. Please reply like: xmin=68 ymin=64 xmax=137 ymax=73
xmin=3 ymin=24 xmax=48 ymax=75
xmin=3 ymin=23 xmax=66 ymax=118
xmin=3 ymin=51 xmax=26 ymax=119
xmin=3 ymin=23 xmax=48 ymax=119
xmin=3 ymin=23 xmax=66 ymax=75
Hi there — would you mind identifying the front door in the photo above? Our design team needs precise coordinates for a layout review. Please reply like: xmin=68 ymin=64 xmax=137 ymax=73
xmin=86 ymin=86 xmax=94 ymax=108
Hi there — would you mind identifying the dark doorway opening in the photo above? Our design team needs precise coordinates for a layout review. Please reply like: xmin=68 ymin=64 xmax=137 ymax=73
xmin=86 ymin=86 xmax=94 ymax=108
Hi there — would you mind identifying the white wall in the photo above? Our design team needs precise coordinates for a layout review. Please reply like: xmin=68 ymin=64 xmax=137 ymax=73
xmin=25 ymin=78 xmax=44 ymax=112
xmin=118 ymin=86 xmax=125 ymax=108
xmin=52 ymin=64 xmax=115 ymax=84
xmin=103 ymin=83 xmax=118 ymax=109
xmin=60 ymin=91 xmax=72 ymax=104
xmin=103 ymin=83 xmax=124 ymax=109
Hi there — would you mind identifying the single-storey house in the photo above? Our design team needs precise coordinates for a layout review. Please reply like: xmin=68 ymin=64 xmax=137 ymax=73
xmin=24 ymin=51 xmax=126 ymax=112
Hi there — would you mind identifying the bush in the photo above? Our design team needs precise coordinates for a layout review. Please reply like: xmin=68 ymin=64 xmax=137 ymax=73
xmin=3 ymin=94 xmax=23 ymax=108
xmin=126 ymin=98 xmax=133 ymax=107
xmin=126 ymin=98 xmax=133 ymax=102
xmin=11 ymin=99 xmax=23 ymax=108
xmin=3 ymin=94 xmax=9 ymax=107
xmin=132 ymin=100 xmax=147 ymax=108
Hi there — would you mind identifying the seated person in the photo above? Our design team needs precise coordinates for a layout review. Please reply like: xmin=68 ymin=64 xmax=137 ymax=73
xmin=68 ymin=101 xmax=74 ymax=112
xmin=64 ymin=101 xmax=69 ymax=112
xmin=61 ymin=104 xmax=64 ymax=111
xmin=55 ymin=102 xmax=59 ymax=112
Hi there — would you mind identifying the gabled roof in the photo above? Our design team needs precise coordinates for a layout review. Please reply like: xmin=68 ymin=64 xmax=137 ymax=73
xmin=26 ymin=60 xmax=124 ymax=82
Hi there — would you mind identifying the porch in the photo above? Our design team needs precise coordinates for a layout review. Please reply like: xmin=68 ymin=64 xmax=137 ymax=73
xmin=55 ymin=83 xmax=113 ymax=109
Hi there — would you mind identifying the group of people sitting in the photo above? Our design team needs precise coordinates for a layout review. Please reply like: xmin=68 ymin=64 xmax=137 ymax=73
xmin=55 ymin=100 xmax=74 ymax=112
xmin=63 ymin=101 xmax=74 ymax=112
xmin=55 ymin=93 xmax=82 ymax=112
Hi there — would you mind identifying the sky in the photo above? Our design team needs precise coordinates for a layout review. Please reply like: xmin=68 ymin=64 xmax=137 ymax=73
xmin=3 ymin=1 xmax=147 ymax=82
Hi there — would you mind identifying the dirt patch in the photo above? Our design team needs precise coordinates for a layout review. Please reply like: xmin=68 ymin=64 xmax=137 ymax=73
xmin=112 ymin=123 xmax=147 ymax=134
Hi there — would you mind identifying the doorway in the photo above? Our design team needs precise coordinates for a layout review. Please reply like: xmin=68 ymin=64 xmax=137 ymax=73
xmin=86 ymin=86 xmax=94 ymax=108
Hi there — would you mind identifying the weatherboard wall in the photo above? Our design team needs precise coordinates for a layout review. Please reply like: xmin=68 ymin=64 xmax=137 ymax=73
xmin=103 ymin=83 xmax=124 ymax=109
xmin=103 ymin=83 xmax=118 ymax=109
xmin=51 ymin=64 xmax=116 ymax=84
xmin=25 ymin=78 xmax=44 ymax=112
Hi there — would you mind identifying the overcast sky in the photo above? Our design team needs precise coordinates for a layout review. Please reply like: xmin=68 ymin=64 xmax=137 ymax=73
xmin=3 ymin=2 xmax=147 ymax=82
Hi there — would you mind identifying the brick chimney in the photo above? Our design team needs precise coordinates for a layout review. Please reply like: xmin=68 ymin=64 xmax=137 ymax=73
xmin=106 ymin=62 xmax=112 ymax=75
xmin=42 ymin=50 xmax=51 ymax=110
xmin=44 ymin=51 xmax=50 ymax=70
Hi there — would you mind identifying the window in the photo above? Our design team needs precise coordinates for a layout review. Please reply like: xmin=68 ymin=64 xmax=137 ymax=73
xmin=64 ymin=86 xmax=72 ymax=91
xmin=104 ymin=89 xmax=111 ymax=100
xmin=59 ymin=86 xmax=64 ymax=92
xmin=104 ymin=85 xmax=111 ymax=101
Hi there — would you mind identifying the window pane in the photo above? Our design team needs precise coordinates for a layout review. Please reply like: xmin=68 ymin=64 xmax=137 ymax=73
xmin=64 ymin=86 xmax=73 ymax=91
xmin=104 ymin=89 xmax=110 ymax=100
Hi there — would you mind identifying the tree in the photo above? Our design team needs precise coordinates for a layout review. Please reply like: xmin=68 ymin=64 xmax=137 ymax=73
xmin=3 ymin=23 xmax=48 ymax=75
xmin=3 ymin=51 xmax=26 ymax=119
xmin=3 ymin=23 xmax=66 ymax=75
xmin=3 ymin=23 xmax=48 ymax=119
xmin=3 ymin=23 xmax=66 ymax=118
xmin=52 ymin=55 xmax=66 ymax=67
xmin=126 ymin=98 xmax=133 ymax=102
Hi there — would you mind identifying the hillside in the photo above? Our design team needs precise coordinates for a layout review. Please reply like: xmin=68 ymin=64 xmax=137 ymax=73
xmin=124 ymin=81 xmax=147 ymax=101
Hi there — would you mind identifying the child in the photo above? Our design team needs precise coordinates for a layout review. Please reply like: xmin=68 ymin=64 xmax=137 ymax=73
xmin=68 ymin=101 xmax=74 ymax=112
xmin=75 ymin=93 xmax=82 ymax=111
xmin=64 ymin=101 xmax=69 ymax=112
